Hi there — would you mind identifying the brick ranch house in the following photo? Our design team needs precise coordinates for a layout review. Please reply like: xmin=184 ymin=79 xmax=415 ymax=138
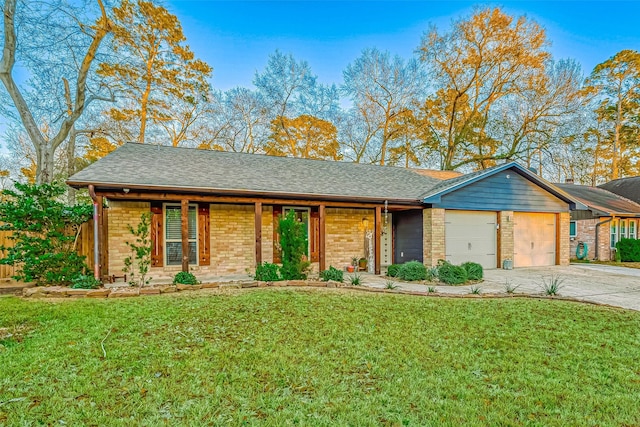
xmin=66 ymin=143 xmax=584 ymax=281
xmin=557 ymin=181 xmax=640 ymax=261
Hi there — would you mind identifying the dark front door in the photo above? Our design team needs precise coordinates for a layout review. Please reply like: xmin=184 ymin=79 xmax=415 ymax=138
xmin=394 ymin=210 xmax=423 ymax=263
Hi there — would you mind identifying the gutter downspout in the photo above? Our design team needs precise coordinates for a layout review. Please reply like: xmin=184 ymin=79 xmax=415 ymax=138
xmin=88 ymin=185 xmax=100 ymax=280
xmin=595 ymin=217 xmax=613 ymax=261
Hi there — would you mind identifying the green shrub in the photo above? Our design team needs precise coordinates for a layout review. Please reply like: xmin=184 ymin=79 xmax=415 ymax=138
xmin=461 ymin=262 xmax=483 ymax=281
xmin=386 ymin=264 xmax=401 ymax=277
xmin=0 ymin=182 xmax=92 ymax=286
xmin=173 ymin=271 xmax=199 ymax=285
xmin=278 ymin=210 xmax=310 ymax=280
xmin=320 ymin=266 xmax=343 ymax=282
xmin=438 ymin=261 xmax=468 ymax=285
xmin=616 ymin=238 xmax=640 ymax=262
xmin=397 ymin=261 xmax=427 ymax=281
xmin=254 ymin=262 xmax=281 ymax=282
xmin=71 ymin=275 xmax=101 ymax=289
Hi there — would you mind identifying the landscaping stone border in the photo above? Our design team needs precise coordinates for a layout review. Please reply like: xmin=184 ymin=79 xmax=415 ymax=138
xmin=21 ymin=280 xmax=345 ymax=299
xmin=17 ymin=279 xmax=625 ymax=311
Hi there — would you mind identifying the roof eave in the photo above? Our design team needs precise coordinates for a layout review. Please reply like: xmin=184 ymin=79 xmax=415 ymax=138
xmin=66 ymin=179 xmax=424 ymax=206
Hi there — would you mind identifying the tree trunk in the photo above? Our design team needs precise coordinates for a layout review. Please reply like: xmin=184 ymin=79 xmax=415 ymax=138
xmin=67 ymin=127 xmax=77 ymax=204
xmin=36 ymin=146 xmax=57 ymax=184
xmin=612 ymin=97 xmax=622 ymax=180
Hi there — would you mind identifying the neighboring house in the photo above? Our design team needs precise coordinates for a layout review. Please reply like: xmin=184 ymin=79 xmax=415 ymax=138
xmin=67 ymin=143 xmax=584 ymax=281
xmin=556 ymin=183 xmax=640 ymax=261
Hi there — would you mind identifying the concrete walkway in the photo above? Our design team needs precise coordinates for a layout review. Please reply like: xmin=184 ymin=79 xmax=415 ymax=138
xmin=362 ymin=264 xmax=640 ymax=311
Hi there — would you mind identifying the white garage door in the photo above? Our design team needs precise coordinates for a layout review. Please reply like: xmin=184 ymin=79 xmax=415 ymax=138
xmin=445 ymin=211 xmax=497 ymax=269
xmin=514 ymin=213 xmax=556 ymax=267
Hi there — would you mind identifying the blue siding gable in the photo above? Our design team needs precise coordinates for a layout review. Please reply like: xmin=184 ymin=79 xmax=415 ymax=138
xmin=432 ymin=170 xmax=569 ymax=212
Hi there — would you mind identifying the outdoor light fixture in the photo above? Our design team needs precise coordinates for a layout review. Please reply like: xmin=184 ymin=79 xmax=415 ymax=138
xmin=362 ymin=217 xmax=369 ymax=229
xmin=123 ymin=188 xmax=130 ymax=193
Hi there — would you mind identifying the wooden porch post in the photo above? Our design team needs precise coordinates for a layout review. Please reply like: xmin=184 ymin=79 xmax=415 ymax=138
xmin=95 ymin=195 xmax=103 ymax=280
xmin=181 ymin=199 xmax=189 ymax=272
xmin=255 ymin=202 xmax=262 ymax=266
xmin=319 ymin=204 xmax=326 ymax=272
xmin=375 ymin=206 xmax=381 ymax=275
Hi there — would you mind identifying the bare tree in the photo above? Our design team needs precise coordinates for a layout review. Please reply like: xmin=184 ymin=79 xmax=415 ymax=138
xmin=342 ymin=48 xmax=425 ymax=165
xmin=0 ymin=0 xmax=112 ymax=183
xmin=418 ymin=7 xmax=550 ymax=170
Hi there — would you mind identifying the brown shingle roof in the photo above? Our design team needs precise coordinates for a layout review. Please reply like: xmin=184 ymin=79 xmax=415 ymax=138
xmin=599 ymin=177 xmax=640 ymax=204
xmin=555 ymin=183 xmax=640 ymax=216
xmin=67 ymin=143 xmax=443 ymax=203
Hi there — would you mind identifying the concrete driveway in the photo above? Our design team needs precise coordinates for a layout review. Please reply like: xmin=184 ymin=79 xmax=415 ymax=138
xmin=364 ymin=264 xmax=640 ymax=311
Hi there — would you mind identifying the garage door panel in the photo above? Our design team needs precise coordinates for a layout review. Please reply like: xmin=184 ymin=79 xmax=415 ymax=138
xmin=514 ymin=213 xmax=556 ymax=267
xmin=445 ymin=211 xmax=497 ymax=269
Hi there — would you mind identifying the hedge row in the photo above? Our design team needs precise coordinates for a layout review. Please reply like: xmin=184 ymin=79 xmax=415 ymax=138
xmin=386 ymin=260 xmax=483 ymax=285
xmin=616 ymin=238 xmax=640 ymax=262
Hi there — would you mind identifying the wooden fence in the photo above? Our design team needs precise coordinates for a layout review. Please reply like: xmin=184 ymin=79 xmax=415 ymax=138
xmin=0 ymin=220 xmax=95 ymax=280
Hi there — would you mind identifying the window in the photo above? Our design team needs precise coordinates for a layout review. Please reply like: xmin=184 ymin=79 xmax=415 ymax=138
xmin=165 ymin=204 xmax=197 ymax=266
xmin=631 ymin=220 xmax=637 ymax=240
xmin=569 ymin=221 xmax=577 ymax=238
xmin=620 ymin=220 xmax=627 ymax=239
xmin=610 ymin=220 xmax=618 ymax=248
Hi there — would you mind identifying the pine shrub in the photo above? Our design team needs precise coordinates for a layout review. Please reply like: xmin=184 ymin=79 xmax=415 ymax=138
xmin=278 ymin=211 xmax=310 ymax=280
xmin=438 ymin=261 xmax=468 ymax=285
xmin=397 ymin=261 xmax=428 ymax=281
xmin=320 ymin=266 xmax=343 ymax=282
xmin=173 ymin=271 xmax=199 ymax=285
xmin=386 ymin=264 xmax=401 ymax=277
xmin=461 ymin=262 xmax=483 ymax=281
xmin=254 ymin=262 xmax=281 ymax=282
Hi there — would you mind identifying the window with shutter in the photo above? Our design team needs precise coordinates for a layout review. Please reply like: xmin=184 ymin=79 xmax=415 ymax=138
xmin=165 ymin=204 xmax=197 ymax=266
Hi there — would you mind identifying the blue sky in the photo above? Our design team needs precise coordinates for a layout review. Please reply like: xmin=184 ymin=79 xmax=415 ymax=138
xmin=167 ymin=1 xmax=640 ymax=91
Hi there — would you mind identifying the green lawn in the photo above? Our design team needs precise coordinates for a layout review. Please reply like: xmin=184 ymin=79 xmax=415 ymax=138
xmin=1 ymin=289 xmax=640 ymax=426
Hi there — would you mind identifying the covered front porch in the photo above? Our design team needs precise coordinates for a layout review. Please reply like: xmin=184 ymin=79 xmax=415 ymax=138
xmin=91 ymin=189 xmax=424 ymax=282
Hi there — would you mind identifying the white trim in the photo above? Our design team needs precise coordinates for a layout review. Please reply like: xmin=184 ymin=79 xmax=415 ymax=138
xmin=163 ymin=203 xmax=199 ymax=267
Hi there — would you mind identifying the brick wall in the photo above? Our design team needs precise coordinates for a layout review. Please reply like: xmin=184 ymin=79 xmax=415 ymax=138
xmin=570 ymin=217 xmax=613 ymax=261
xmin=558 ymin=212 xmax=571 ymax=265
xmin=499 ymin=211 xmax=514 ymax=266
xmin=210 ymin=204 xmax=255 ymax=275
xmin=107 ymin=201 xmax=150 ymax=276
xmin=423 ymin=208 xmax=445 ymax=267
xmin=325 ymin=208 xmax=374 ymax=269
